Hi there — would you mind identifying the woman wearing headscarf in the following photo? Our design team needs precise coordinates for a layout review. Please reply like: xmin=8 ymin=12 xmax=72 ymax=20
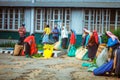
xmin=93 ymin=31 xmax=120 ymax=77
xmin=88 ymin=30 xmax=99 ymax=61
xmin=61 ymin=27 xmax=68 ymax=49
xmin=106 ymin=31 xmax=120 ymax=59
xmin=106 ymin=31 xmax=120 ymax=77
xmin=81 ymin=27 xmax=91 ymax=48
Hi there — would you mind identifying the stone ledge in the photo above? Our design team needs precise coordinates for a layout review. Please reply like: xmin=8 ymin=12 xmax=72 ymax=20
xmin=0 ymin=48 xmax=66 ymax=57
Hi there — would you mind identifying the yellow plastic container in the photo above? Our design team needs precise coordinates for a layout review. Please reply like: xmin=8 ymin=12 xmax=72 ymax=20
xmin=43 ymin=44 xmax=53 ymax=59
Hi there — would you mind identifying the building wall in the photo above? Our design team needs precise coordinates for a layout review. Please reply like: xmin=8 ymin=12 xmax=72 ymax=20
xmin=71 ymin=8 xmax=84 ymax=34
xmin=1 ymin=0 xmax=120 ymax=2
xmin=36 ymin=0 xmax=120 ymax=2
xmin=24 ymin=8 xmax=31 ymax=32
xmin=0 ymin=7 xmax=120 ymax=46
xmin=0 ymin=0 xmax=31 ymax=1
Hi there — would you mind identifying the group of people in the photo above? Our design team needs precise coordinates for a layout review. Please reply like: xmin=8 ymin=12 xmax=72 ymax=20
xmin=81 ymin=28 xmax=99 ymax=61
xmin=17 ymin=23 xmax=120 ymax=77
xmin=18 ymin=23 xmax=77 ymax=57
xmin=81 ymin=27 xmax=120 ymax=78
xmin=42 ymin=24 xmax=76 ymax=49
xmin=18 ymin=23 xmax=37 ymax=58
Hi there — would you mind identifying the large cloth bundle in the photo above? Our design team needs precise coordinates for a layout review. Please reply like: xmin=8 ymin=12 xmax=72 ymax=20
xmin=93 ymin=60 xmax=113 ymax=76
xmin=53 ymin=40 xmax=61 ymax=50
xmin=13 ymin=44 xmax=23 ymax=56
xmin=75 ymin=47 xmax=88 ymax=59
xmin=96 ymin=48 xmax=108 ymax=67
xmin=96 ymin=43 xmax=106 ymax=57
xmin=43 ymin=44 xmax=53 ymax=58
xmin=68 ymin=45 xmax=76 ymax=57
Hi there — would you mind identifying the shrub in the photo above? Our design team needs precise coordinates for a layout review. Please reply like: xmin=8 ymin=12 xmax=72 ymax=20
xmin=0 ymin=41 xmax=15 ymax=47
xmin=37 ymin=44 xmax=43 ymax=50
xmin=101 ymin=34 xmax=108 ymax=43
xmin=112 ymin=28 xmax=120 ymax=40
xmin=101 ymin=28 xmax=120 ymax=43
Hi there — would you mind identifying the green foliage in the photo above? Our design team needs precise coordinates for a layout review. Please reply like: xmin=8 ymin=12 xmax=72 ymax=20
xmin=37 ymin=44 xmax=43 ymax=50
xmin=101 ymin=34 xmax=108 ymax=43
xmin=112 ymin=28 xmax=120 ymax=40
xmin=8 ymin=36 xmax=12 ymax=39
xmin=0 ymin=41 xmax=15 ymax=47
xmin=101 ymin=28 xmax=120 ymax=43
xmin=32 ymin=53 xmax=43 ymax=58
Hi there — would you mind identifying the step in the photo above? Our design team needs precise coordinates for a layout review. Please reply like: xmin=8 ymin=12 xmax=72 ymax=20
xmin=0 ymin=49 xmax=13 ymax=54
xmin=0 ymin=49 xmax=66 ymax=57
xmin=38 ymin=50 xmax=66 ymax=57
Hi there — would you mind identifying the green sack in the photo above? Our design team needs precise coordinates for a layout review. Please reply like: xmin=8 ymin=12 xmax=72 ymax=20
xmin=87 ymin=66 xmax=97 ymax=72
xmin=87 ymin=63 xmax=98 ymax=72
xmin=82 ymin=51 xmax=90 ymax=60
xmin=67 ymin=45 xmax=76 ymax=57
xmin=82 ymin=62 xmax=91 ymax=67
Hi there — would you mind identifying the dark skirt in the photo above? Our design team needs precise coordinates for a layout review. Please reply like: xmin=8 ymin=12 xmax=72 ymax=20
xmin=88 ymin=44 xmax=98 ymax=60
xmin=24 ymin=42 xmax=30 ymax=56
xmin=62 ymin=38 xmax=68 ymax=49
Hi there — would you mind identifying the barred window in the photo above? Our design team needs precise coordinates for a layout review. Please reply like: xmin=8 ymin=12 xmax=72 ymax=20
xmin=84 ymin=9 xmax=111 ymax=34
xmin=35 ymin=8 xmax=71 ymax=32
xmin=0 ymin=8 xmax=24 ymax=31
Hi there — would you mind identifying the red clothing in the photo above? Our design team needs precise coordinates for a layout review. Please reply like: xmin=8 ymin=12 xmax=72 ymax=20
xmin=18 ymin=26 xmax=26 ymax=37
xmin=88 ymin=30 xmax=99 ymax=47
xmin=93 ymin=30 xmax=99 ymax=44
xmin=70 ymin=33 xmax=76 ymax=45
xmin=24 ymin=35 xmax=37 ymax=55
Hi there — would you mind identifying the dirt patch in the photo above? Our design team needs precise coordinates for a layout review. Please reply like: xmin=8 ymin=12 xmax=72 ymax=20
xmin=0 ymin=54 xmax=119 ymax=80
xmin=70 ymin=71 xmax=118 ymax=80
xmin=0 ymin=61 xmax=33 ymax=70
xmin=13 ymin=69 xmax=57 ymax=80
xmin=46 ymin=62 xmax=82 ymax=70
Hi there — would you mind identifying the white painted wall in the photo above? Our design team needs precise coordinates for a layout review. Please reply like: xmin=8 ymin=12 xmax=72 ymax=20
xmin=30 ymin=8 xmax=34 ymax=34
xmin=71 ymin=8 xmax=84 ymax=34
xmin=24 ymin=8 xmax=31 ymax=32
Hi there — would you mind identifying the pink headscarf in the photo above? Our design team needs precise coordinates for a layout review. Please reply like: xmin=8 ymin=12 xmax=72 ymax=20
xmin=106 ymin=31 xmax=118 ymax=41
xmin=83 ymin=27 xmax=90 ymax=33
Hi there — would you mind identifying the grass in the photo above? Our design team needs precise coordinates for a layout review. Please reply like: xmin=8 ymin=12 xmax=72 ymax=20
xmin=0 ymin=41 xmax=15 ymax=48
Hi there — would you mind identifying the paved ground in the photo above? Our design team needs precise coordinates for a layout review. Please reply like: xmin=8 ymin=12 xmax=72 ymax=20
xmin=0 ymin=53 xmax=119 ymax=80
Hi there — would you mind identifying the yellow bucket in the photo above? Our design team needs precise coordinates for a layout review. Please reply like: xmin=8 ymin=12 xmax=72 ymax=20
xmin=43 ymin=44 xmax=53 ymax=58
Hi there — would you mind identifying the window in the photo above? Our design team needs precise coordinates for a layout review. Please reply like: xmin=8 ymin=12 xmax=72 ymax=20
xmin=116 ymin=10 xmax=120 ymax=29
xmin=0 ymin=8 xmax=24 ymax=31
xmin=84 ymin=9 xmax=111 ymax=34
xmin=35 ymin=8 xmax=45 ymax=32
xmin=35 ymin=8 xmax=71 ymax=32
xmin=0 ymin=8 xmax=2 ymax=29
